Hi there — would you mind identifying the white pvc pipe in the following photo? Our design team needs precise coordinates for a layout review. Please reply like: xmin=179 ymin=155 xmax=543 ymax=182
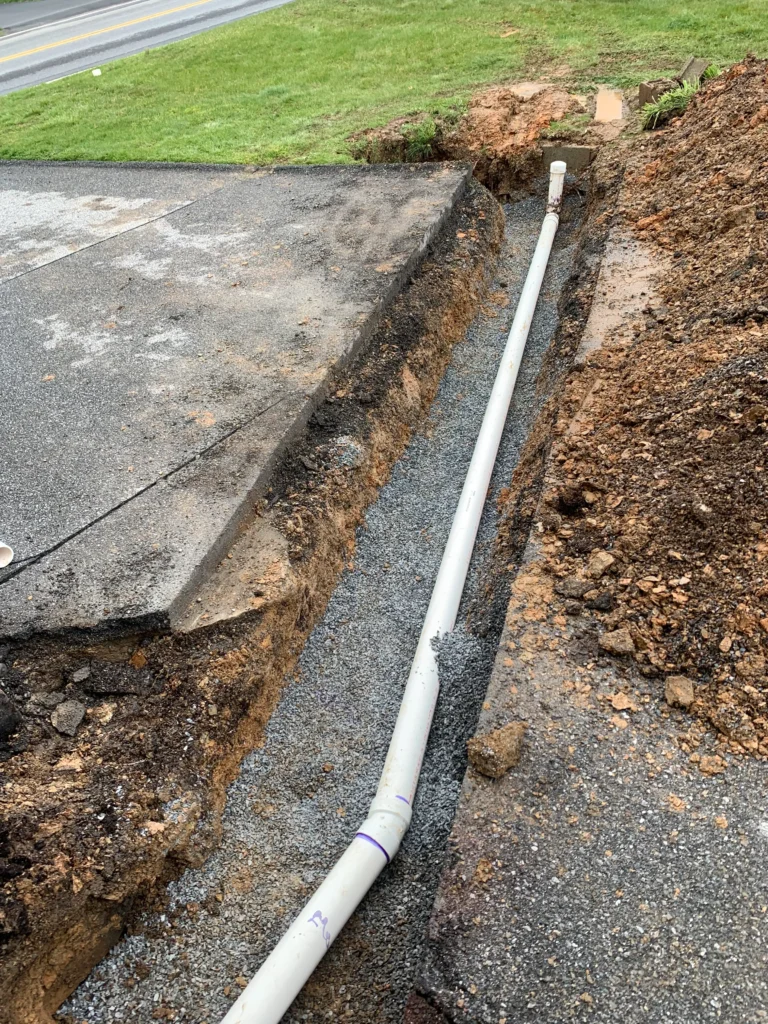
xmin=0 ymin=543 xmax=13 ymax=568
xmin=221 ymin=161 xmax=567 ymax=1024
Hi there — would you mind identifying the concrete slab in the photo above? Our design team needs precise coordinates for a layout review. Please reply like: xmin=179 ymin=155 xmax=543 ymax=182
xmin=541 ymin=144 xmax=596 ymax=173
xmin=417 ymin=551 xmax=768 ymax=1024
xmin=576 ymin=226 xmax=670 ymax=365
xmin=639 ymin=78 xmax=677 ymax=107
xmin=0 ymin=161 xmax=471 ymax=639
xmin=680 ymin=56 xmax=710 ymax=85
xmin=0 ymin=162 xmax=227 ymax=282
xmin=509 ymin=82 xmax=552 ymax=101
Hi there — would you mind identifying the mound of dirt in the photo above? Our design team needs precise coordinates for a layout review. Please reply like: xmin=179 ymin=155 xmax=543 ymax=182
xmin=351 ymin=85 xmax=582 ymax=195
xmin=538 ymin=58 xmax=768 ymax=757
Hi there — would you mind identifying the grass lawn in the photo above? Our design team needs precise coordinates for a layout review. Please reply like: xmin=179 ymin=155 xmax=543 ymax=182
xmin=0 ymin=0 xmax=765 ymax=164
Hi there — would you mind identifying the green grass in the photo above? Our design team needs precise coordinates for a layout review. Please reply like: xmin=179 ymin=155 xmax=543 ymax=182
xmin=641 ymin=63 xmax=722 ymax=128
xmin=0 ymin=0 xmax=765 ymax=164
xmin=641 ymin=78 xmax=699 ymax=128
xmin=542 ymin=111 xmax=592 ymax=138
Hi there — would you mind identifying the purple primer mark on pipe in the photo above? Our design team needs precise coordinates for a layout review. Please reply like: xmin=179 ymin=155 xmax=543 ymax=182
xmin=356 ymin=832 xmax=390 ymax=864
xmin=395 ymin=795 xmax=410 ymax=805
xmin=308 ymin=909 xmax=332 ymax=949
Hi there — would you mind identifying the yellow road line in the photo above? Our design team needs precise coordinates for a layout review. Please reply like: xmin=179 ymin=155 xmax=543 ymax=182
xmin=0 ymin=0 xmax=216 ymax=64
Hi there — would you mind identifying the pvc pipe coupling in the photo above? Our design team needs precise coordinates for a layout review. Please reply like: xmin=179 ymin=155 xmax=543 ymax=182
xmin=356 ymin=792 xmax=413 ymax=862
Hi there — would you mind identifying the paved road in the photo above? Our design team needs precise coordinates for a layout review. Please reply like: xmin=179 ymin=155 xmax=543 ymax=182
xmin=0 ymin=0 xmax=292 ymax=95
xmin=0 ymin=0 xmax=131 ymax=34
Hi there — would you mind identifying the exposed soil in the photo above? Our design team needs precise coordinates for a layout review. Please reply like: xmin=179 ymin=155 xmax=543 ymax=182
xmin=534 ymin=58 xmax=768 ymax=760
xmin=350 ymin=84 xmax=586 ymax=195
xmin=0 ymin=182 xmax=504 ymax=1024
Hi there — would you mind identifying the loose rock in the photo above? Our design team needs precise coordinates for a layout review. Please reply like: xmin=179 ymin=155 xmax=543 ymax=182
xmin=554 ymin=577 xmax=592 ymax=599
xmin=467 ymin=722 xmax=528 ymax=778
xmin=31 ymin=692 xmax=65 ymax=710
xmin=0 ymin=691 xmax=22 ymax=741
xmin=665 ymin=675 xmax=695 ymax=708
xmin=599 ymin=628 xmax=636 ymax=657
xmin=585 ymin=590 xmax=614 ymax=612
xmin=51 ymin=700 xmax=86 ymax=737
xmin=587 ymin=550 xmax=615 ymax=578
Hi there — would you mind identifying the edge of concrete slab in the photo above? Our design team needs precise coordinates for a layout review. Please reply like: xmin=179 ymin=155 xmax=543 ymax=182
xmin=0 ymin=162 xmax=474 ymax=642
xmin=0 ymin=159 xmax=451 ymax=176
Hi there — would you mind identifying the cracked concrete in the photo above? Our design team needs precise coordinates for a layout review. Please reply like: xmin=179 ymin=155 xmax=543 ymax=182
xmin=0 ymin=161 xmax=471 ymax=639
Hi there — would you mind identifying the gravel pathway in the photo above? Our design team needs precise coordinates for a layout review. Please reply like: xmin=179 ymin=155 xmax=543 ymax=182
xmin=62 ymin=191 xmax=581 ymax=1024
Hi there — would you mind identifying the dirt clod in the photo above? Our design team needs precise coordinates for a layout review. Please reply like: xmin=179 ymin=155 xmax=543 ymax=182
xmin=598 ymin=628 xmax=635 ymax=657
xmin=586 ymin=550 xmax=615 ymax=578
xmin=50 ymin=699 xmax=86 ymax=737
xmin=467 ymin=721 xmax=528 ymax=778
xmin=665 ymin=675 xmax=695 ymax=708
xmin=698 ymin=754 xmax=727 ymax=776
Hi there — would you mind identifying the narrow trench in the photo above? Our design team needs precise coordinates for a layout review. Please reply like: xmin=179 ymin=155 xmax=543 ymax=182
xmin=61 ymin=185 xmax=585 ymax=1024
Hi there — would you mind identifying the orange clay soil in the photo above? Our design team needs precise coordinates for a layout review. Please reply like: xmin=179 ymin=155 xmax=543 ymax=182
xmin=350 ymin=84 xmax=583 ymax=195
xmin=535 ymin=58 xmax=768 ymax=759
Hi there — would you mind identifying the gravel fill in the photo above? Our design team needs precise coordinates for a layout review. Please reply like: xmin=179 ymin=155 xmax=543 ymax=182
xmin=62 ymin=189 xmax=581 ymax=1024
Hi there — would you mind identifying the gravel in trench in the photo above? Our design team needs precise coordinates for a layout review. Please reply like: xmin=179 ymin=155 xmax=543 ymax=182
xmin=62 ymin=189 xmax=582 ymax=1024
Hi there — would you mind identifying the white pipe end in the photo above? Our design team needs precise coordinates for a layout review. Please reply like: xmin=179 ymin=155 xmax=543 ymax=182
xmin=547 ymin=161 xmax=567 ymax=211
xmin=0 ymin=543 xmax=13 ymax=568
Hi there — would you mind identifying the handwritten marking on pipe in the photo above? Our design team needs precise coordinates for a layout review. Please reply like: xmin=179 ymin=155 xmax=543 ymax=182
xmin=0 ymin=0 xmax=217 ymax=64
xmin=308 ymin=910 xmax=332 ymax=949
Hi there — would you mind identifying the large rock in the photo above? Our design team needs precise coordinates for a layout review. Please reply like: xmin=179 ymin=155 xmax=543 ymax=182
xmin=0 ymin=691 xmax=21 ymax=741
xmin=51 ymin=700 xmax=86 ymax=737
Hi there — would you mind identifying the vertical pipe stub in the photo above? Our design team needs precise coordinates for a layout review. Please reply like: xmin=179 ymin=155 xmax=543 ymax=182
xmin=547 ymin=159 xmax=567 ymax=212
xmin=0 ymin=543 xmax=13 ymax=569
